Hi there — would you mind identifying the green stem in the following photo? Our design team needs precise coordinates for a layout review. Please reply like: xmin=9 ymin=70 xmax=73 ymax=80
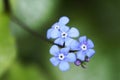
xmin=3 ymin=0 xmax=11 ymax=13
xmin=11 ymin=15 xmax=63 ymax=47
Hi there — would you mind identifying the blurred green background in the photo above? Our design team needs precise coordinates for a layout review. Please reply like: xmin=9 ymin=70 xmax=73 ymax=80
xmin=0 ymin=0 xmax=120 ymax=80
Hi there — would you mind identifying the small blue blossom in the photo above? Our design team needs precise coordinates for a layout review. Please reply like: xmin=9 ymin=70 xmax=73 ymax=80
xmin=47 ymin=16 xmax=96 ymax=70
xmin=52 ymin=27 xmax=79 ymax=46
xmin=70 ymin=36 xmax=95 ymax=61
xmin=47 ymin=16 xmax=69 ymax=39
xmin=49 ymin=45 xmax=76 ymax=71
xmin=47 ymin=16 xmax=79 ymax=46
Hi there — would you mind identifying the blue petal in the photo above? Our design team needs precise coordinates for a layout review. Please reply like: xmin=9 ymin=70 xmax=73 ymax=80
xmin=50 ymin=57 xmax=59 ymax=66
xmin=70 ymin=40 xmax=80 ymax=50
xmin=54 ymin=38 xmax=64 ymax=46
xmin=68 ymin=27 xmax=79 ymax=37
xmin=59 ymin=61 xmax=70 ymax=71
xmin=52 ymin=23 xmax=64 ymax=29
xmin=66 ymin=53 xmax=76 ymax=62
xmin=47 ymin=28 xmax=53 ymax=39
xmin=77 ymin=51 xmax=86 ymax=61
xmin=50 ymin=29 xmax=60 ymax=39
xmin=51 ymin=23 xmax=59 ymax=29
xmin=86 ymin=49 xmax=95 ymax=58
xmin=50 ymin=45 xmax=59 ymax=56
xmin=60 ymin=26 xmax=69 ymax=32
xmin=65 ymin=38 xmax=74 ymax=47
xmin=59 ymin=16 xmax=69 ymax=25
xmin=79 ymin=36 xmax=87 ymax=43
xmin=87 ymin=39 xmax=94 ymax=48
xmin=60 ymin=47 xmax=70 ymax=54
xmin=51 ymin=23 xmax=57 ymax=28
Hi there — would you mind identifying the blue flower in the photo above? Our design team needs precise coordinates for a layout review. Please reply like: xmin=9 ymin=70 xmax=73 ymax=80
xmin=49 ymin=45 xmax=76 ymax=71
xmin=51 ymin=27 xmax=79 ymax=46
xmin=47 ymin=16 xmax=69 ymax=39
xmin=70 ymin=36 xmax=95 ymax=61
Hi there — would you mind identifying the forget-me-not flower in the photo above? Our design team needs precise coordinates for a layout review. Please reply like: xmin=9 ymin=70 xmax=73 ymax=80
xmin=51 ymin=27 xmax=79 ymax=46
xmin=47 ymin=16 xmax=96 ymax=70
xmin=49 ymin=45 xmax=76 ymax=71
xmin=70 ymin=36 xmax=95 ymax=61
xmin=47 ymin=16 xmax=69 ymax=39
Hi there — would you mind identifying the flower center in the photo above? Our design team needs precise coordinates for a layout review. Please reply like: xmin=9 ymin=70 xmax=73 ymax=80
xmin=61 ymin=32 xmax=67 ymax=38
xmin=58 ymin=54 xmax=65 ymax=60
xmin=81 ymin=44 xmax=87 ymax=50
xmin=54 ymin=25 xmax=59 ymax=29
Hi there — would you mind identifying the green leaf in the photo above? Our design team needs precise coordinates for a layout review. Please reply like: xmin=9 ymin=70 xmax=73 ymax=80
xmin=0 ymin=0 xmax=3 ymax=13
xmin=9 ymin=0 xmax=59 ymax=80
xmin=10 ymin=0 xmax=58 ymax=36
xmin=0 ymin=14 xmax=16 ymax=77
xmin=8 ymin=62 xmax=48 ymax=80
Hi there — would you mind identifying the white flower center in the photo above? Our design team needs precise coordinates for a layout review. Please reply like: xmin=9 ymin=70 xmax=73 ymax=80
xmin=58 ymin=54 xmax=65 ymax=60
xmin=61 ymin=32 xmax=67 ymax=38
xmin=54 ymin=25 xmax=59 ymax=29
xmin=81 ymin=44 xmax=87 ymax=50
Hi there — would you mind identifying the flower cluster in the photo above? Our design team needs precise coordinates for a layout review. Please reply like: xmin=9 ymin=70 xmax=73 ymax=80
xmin=47 ymin=16 xmax=95 ymax=71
